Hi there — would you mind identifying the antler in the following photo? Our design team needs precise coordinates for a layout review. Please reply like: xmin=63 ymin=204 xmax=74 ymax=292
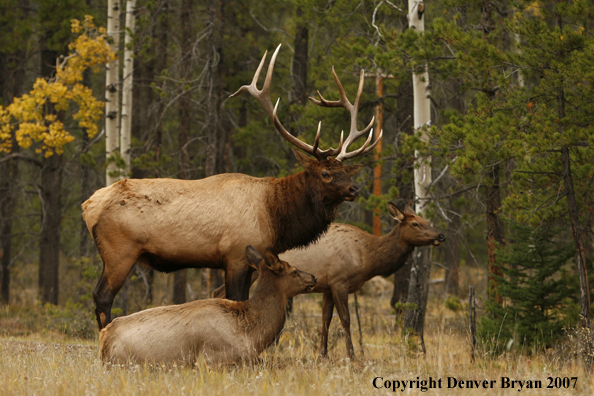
xmin=230 ymin=44 xmax=343 ymax=161
xmin=309 ymin=67 xmax=382 ymax=162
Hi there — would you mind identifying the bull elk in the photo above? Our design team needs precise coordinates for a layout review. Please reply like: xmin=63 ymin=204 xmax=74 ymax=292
xmin=281 ymin=202 xmax=445 ymax=359
xmin=99 ymin=245 xmax=317 ymax=366
xmin=82 ymin=44 xmax=381 ymax=329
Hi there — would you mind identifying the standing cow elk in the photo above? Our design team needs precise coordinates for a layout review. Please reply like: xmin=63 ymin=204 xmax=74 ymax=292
xmin=82 ymin=44 xmax=381 ymax=329
xmin=281 ymin=202 xmax=445 ymax=359
xmin=99 ymin=245 xmax=317 ymax=366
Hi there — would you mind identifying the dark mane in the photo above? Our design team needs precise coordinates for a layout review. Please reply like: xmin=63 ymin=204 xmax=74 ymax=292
xmin=267 ymin=171 xmax=337 ymax=254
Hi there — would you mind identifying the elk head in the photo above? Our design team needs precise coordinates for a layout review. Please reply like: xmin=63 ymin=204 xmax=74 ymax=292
xmin=230 ymin=45 xmax=381 ymax=203
xmin=388 ymin=202 xmax=446 ymax=246
xmin=291 ymin=149 xmax=362 ymax=202
xmin=245 ymin=245 xmax=317 ymax=297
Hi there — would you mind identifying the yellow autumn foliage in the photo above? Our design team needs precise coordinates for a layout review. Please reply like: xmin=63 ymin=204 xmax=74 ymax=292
xmin=0 ymin=107 xmax=12 ymax=153
xmin=0 ymin=15 xmax=115 ymax=157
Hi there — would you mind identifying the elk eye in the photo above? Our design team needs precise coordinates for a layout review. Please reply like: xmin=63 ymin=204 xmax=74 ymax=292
xmin=413 ymin=222 xmax=419 ymax=227
xmin=322 ymin=171 xmax=330 ymax=178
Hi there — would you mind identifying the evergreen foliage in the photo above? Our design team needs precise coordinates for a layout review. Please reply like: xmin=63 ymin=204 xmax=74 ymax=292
xmin=479 ymin=221 xmax=577 ymax=351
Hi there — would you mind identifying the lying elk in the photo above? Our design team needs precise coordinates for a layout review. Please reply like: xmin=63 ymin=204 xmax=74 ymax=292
xmin=82 ymin=44 xmax=381 ymax=329
xmin=282 ymin=202 xmax=444 ymax=359
xmin=211 ymin=203 xmax=446 ymax=359
xmin=100 ymin=245 xmax=317 ymax=366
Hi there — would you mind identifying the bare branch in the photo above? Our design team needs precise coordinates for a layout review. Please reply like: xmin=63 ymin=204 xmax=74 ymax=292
xmin=0 ymin=153 xmax=42 ymax=167
xmin=372 ymin=1 xmax=385 ymax=42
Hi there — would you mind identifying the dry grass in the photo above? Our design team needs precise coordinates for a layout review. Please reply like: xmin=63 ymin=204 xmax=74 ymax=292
xmin=0 ymin=291 xmax=591 ymax=396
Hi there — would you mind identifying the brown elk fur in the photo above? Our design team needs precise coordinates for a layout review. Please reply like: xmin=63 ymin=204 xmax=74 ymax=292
xmin=99 ymin=246 xmax=316 ymax=366
xmin=82 ymin=149 xmax=362 ymax=329
xmin=280 ymin=202 xmax=445 ymax=359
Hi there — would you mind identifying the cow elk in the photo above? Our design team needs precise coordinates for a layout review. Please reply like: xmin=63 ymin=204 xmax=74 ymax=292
xmin=280 ymin=202 xmax=445 ymax=359
xmin=82 ymin=44 xmax=380 ymax=329
xmin=99 ymin=245 xmax=317 ymax=366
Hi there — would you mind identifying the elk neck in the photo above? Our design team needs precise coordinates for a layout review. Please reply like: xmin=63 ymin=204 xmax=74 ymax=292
xmin=366 ymin=224 xmax=415 ymax=278
xmin=268 ymin=171 xmax=336 ymax=254
xmin=244 ymin=268 xmax=288 ymax=350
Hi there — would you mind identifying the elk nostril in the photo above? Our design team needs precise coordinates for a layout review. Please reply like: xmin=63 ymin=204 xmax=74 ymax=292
xmin=349 ymin=186 xmax=360 ymax=195
xmin=439 ymin=234 xmax=446 ymax=241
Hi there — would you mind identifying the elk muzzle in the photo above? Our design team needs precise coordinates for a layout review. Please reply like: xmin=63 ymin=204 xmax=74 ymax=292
xmin=301 ymin=271 xmax=317 ymax=291
xmin=433 ymin=234 xmax=446 ymax=246
xmin=342 ymin=185 xmax=360 ymax=201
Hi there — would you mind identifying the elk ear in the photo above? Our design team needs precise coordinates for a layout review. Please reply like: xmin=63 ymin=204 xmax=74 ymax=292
xmin=388 ymin=202 xmax=406 ymax=222
xmin=262 ymin=248 xmax=284 ymax=274
xmin=292 ymin=147 xmax=318 ymax=168
xmin=404 ymin=204 xmax=416 ymax=216
xmin=245 ymin=245 xmax=263 ymax=270
xmin=344 ymin=163 xmax=363 ymax=177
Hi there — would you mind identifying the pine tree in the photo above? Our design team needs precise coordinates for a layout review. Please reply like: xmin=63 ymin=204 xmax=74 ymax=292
xmin=433 ymin=0 xmax=594 ymax=325
xmin=479 ymin=221 xmax=577 ymax=351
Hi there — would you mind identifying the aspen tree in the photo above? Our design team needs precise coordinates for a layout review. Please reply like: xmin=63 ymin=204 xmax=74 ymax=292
xmin=402 ymin=0 xmax=432 ymax=351
xmin=105 ymin=0 xmax=120 ymax=185
xmin=120 ymin=0 xmax=136 ymax=178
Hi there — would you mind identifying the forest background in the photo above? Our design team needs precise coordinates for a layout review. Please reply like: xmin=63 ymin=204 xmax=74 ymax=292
xmin=0 ymin=0 xmax=593 ymax=355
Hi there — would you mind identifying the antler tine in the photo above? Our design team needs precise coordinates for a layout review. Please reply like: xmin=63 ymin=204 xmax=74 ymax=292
xmin=331 ymin=66 xmax=353 ymax=111
xmin=337 ymin=128 xmax=383 ymax=162
xmin=229 ymin=50 xmax=266 ymax=98
xmin=314 ymin=130 xmax=344 ymax=159
xmin=308 ymin=67 xmax=353 ymax=109
xmin=271 ymin=99 xmax=318 ymax=157
xmin=308 ymin=66 xmax=380 ymax=162
xmin=353 ymin=69 xmax=365 ymax=109
xmin=308 ymin=90 xmax=339 ymax=107
xmin=271 ymin=102 xmax=341 ymax=160
xmin=229 ymin=45 xmax=282 ymax=117
xmin=342 ymin=114 xmax=374 ymax=147
xmin=261 ymin=43 xmax=281 ymax=98
xmin=230 ymin=44 xmax=345 ymax=162
xmin=312 ymin=122 xmax=321 ymax=154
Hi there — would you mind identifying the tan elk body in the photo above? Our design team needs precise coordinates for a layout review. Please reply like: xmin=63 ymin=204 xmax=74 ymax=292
xmin=99 ymin=246 xmax=316 ymax=366
xmin=83 ymin=45 xmax=380 ymax=329
xmin=281 ymin=203 xmax=445 ymax=359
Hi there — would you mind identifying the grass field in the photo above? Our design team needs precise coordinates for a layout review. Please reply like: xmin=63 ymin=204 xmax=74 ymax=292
xmin=0 ymin=288 xmax=591 ymax=396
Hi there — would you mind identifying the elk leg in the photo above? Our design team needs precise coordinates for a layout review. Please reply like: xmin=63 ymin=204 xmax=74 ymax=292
xmin=214 ymin=270 xmax=258 ymax=299
xmin=93 ymin=273 xmax=113 ymax=329
xmin=224 ymin=263 xmax=251 ymax=301
xmin=332 ymin=288 xmax=355 ymax=359
xmin=241 ymin=267 xmax=255 ymax=300
xmin=319 ymin=292 xmax=335 ymax=357
xmin=92 ymin=249 xmax=139 ymax=329
xmin=93 ymin=268 xmax=133 ymax=329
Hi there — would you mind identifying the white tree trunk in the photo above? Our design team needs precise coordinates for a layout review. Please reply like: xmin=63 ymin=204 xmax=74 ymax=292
xmin=403 ymin=0 xmax=432 ymax=349
xmin=105 ymin=0 xmax=120 ymax=186
xmin=410 ymin=1 xmax=431 ymax=205
xmin=120 ymin=0 xmax=136 ymax=178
